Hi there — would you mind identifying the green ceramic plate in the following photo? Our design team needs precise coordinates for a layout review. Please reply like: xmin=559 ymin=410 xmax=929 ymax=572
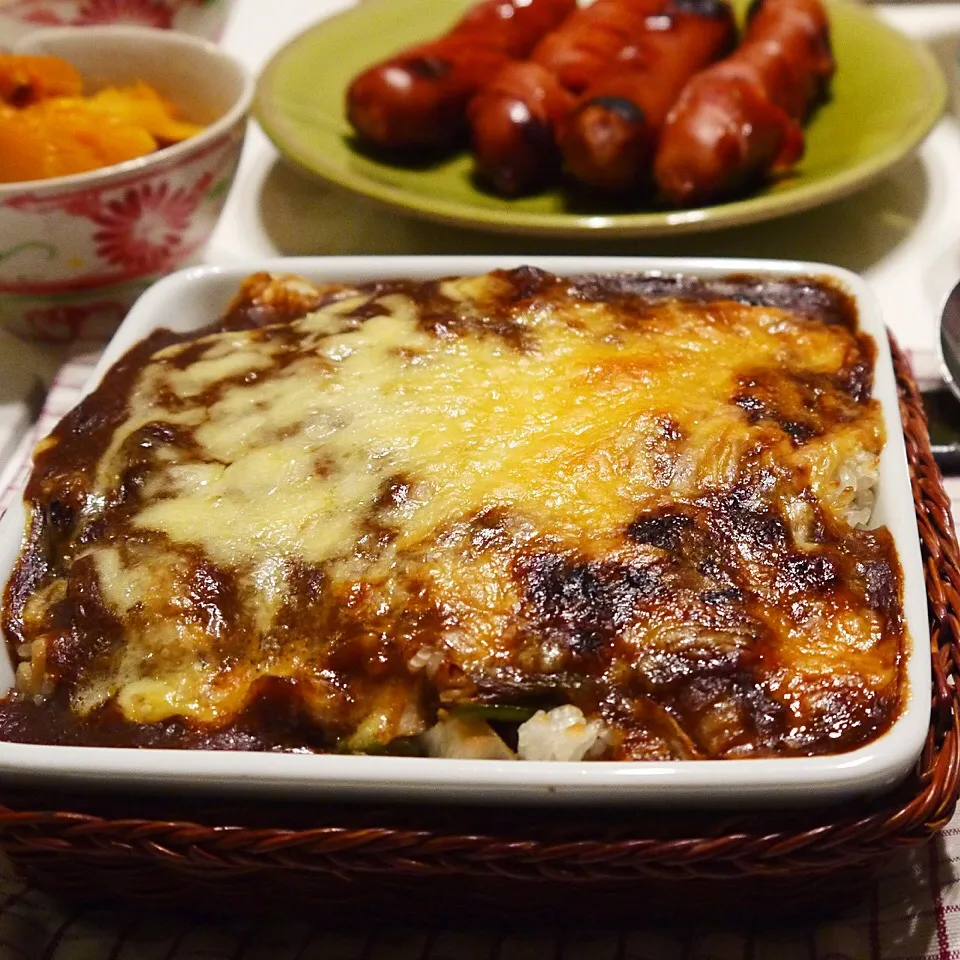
xmin=254 ymin=0 xmax=947 ymax=238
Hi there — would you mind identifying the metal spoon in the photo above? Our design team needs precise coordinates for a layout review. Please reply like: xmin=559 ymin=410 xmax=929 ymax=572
xmin=939 ymin=278 xmax=960 ymax=403
xmin=930 ymin=279 xmax=960 ymax=470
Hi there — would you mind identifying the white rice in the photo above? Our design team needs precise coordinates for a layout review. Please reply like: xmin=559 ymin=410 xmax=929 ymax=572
xmin=407 ymin=646 xmax=445 ymax=676
xmin=834 ymin=449 xmax=880 ymax=528
xmin=516 ymin=705 xmax=608 ymax=762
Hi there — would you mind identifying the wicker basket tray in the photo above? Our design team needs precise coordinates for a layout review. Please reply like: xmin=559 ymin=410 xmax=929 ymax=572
xmin=0 ymin=336 xmax=957 ymax=925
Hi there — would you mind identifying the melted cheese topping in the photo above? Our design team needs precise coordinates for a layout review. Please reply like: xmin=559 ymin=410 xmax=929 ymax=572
xmin=5 ymin=270 xmax=901 ymax=759
xmin=109 ymin=289 xmax=875 ymax=563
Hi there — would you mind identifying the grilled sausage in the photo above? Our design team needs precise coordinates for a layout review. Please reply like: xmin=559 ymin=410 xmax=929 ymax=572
xmin=558 ymin=0 xmax=736 ymax=196
xmin=467 ymin=62 xmax=576 ymax=196
xmin=467 ymin=0 xmax=669 ymax=196
xmin=653 ymin=0 xmax=833 ymax=206
xmin=346 ymin=0 xmax=576 ymax=153
xmin=532 ymin=0 xmax=672 ymax=94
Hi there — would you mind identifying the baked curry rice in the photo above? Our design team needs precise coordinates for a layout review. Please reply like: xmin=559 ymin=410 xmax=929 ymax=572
xmin=0 ymin=267 xmax=904 ymax=761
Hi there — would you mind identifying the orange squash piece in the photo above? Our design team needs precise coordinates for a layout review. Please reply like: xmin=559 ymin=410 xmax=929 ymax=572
xmin=0 ymin=108 xmax=46 ymax=182
xmin=37 ymin=101 xmax=159 ymax=175
xmin=86 ymin=83 xmax=204 ymax=146
xmin=0 ymin=102 xmax=159 ymax=183
xmin=0 ymin=54 xmax=82 ymax=107
xmin=0 ymin=54 xmax=205 ymax=183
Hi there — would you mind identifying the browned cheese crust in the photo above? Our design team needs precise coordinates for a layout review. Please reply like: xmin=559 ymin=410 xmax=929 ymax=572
xmin=0 ymin=268 xmax=903 ymax=759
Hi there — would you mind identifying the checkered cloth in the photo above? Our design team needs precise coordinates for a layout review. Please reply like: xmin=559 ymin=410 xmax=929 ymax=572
xmin=0 ymin=841 xmax=957 ymax=959
xmin=2 ymin=348 xmax=960 ymax=959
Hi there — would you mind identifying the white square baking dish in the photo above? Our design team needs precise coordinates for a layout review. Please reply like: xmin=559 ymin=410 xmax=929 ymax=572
xmin=0 ymin=256 xmax=931 ymax=806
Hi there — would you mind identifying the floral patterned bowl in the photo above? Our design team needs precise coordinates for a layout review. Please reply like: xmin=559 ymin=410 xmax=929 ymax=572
xmin=0 ymin=25 xmax=251 ymax=342
xmin=0 ymin=0 xmax=236 ymax=46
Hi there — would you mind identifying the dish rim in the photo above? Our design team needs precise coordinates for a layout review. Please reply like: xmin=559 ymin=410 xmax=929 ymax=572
xmin=252 ymin=0 xmax=947 ymax=239
xmin=0 ymin=254 xmax=931 ymax=806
